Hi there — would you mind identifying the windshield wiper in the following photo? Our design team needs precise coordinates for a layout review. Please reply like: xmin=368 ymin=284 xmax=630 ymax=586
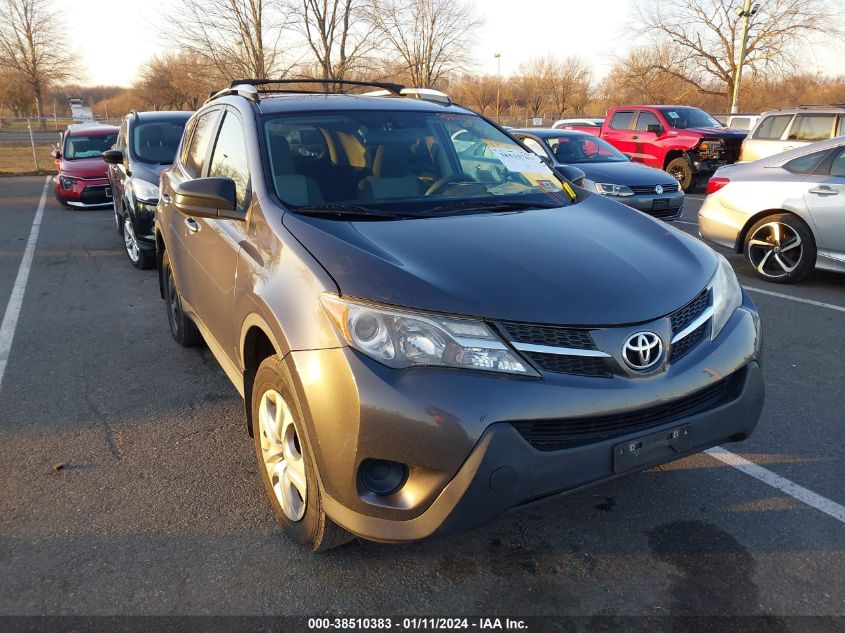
xmin=427 ymin=200 xmax=562 ymax=215
xmin=293 ymin=204 xmax=416 ymax=219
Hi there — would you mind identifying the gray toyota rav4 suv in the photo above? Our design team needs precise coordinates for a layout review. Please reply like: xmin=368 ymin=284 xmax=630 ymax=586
xmin=156 ymin=80 xmax=764 ymax=551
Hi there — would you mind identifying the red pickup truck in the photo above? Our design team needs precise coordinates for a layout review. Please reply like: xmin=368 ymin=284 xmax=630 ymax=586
xmin=562 ymin=106 xmax=747 ymax=191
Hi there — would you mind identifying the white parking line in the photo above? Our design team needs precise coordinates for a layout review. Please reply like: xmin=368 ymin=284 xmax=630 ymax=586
xmin=0 ymin=176 xmax=50 ymax=392
xmin=706 ymin=447 xmax=845 ymax=524
xmin=746 ymin=286 xmax=845 ymax=313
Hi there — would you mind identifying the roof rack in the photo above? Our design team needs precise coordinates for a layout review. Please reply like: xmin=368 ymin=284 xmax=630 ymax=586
xmin=362 ymin=87 xmax=452 ymax=106
xmin=206 ymin=78 xmax=453 ymax=106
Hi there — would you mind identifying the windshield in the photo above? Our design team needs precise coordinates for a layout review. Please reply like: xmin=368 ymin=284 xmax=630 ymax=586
xmin=63 ymin=133 xmax=117 ymax=160
xmin=261 ymin=110 xmax=574 ymax=217
xmin=546 ymin=135 xmax=628 ymax=164
xmin=657 ymin=107 xmax=722 ymax=130
xmin=132 ymin=120 xmax=187 ymax=164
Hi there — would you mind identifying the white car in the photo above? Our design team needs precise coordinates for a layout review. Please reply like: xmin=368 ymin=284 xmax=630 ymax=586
xmin=552 ymin=118 xmax=604 ymax=129
xmin=699 ymin=137 xmax=845 ymax=283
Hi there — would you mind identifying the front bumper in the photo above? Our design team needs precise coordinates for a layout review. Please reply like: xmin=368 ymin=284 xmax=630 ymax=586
xmin=289 ymin=295 xmax=763 ymax=543
xmin=54 ymin=176 xmax=112 ymax=208
xmin=621 ymin=191 xmax=684 ymax=220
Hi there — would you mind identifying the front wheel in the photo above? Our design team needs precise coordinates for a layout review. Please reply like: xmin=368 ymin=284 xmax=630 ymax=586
xmin=161 ymin=250 xmax=203 ymax=346
xmin=252 ymin=355 xmax=355 ymax=551
xmin=666 ymin=157 xmax=694 ymax=192
xmin=123 ymin=216 xmax=154 ymax=269
xmin=744 ymin=213 xmax=816 ymax=283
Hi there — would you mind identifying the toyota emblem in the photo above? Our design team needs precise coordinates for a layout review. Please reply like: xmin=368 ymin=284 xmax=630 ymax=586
xmin=622 ymin=332 xmax=663 ymax=370
xmin=655 ymin=184 xmax=664 ymax=195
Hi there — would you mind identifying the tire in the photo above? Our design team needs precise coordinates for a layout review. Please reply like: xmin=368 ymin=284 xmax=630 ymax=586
xmin=666 ymin=157 xmax=694 ymax=192
xmin=123 ymin=214 xmax=155 ymax=269
xmin=251 ymin=355 xmax=355 ymax=551
xmin=161 ymin=250 xmax=203 ymax=346
xmin=744 ymin=213 xmax=816 ymax=283
xmin=113 ymin=198 xmax=123 ymax=234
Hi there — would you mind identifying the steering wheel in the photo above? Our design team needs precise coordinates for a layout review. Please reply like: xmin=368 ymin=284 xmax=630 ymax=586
xmin=425 ymin=174 xmax=477 ymax=196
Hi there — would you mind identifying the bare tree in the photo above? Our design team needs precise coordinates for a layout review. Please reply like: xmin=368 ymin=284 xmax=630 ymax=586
xmin=166 ymin=0 xmax=291 ymax=80
xmin=636 ymin=0 xmax=840 ymax=107
xmin=453 ymin=74 xmax=498 ymax=115
xmin=293 ymin=0 xmax=375 ymax=80
xmin=0 ymin=68 xmax=34 ymax=117
xmin=367 ymin=0 xmax=482 ymax=88
xmin=518 ymin=56 xmax=555 ymax=117
xmin=0 ymin=0 xmax=76 ymax=127
xmin=548 ymin=56 xmax=592 ymax=116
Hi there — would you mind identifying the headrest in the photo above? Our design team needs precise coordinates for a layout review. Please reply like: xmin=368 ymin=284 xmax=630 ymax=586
xmin=373 ymin=144 xmax=411 ymax=178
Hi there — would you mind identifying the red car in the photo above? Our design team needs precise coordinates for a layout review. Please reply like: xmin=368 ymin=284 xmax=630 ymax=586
xmin=565 ymin=106 xmax=747 ymax=191
xmin=52 ymin=124 xmax=119 ymax=208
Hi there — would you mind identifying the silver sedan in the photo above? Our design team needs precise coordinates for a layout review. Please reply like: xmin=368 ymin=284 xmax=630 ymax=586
xmin=699 ymin=137 xmax=845 ymax=283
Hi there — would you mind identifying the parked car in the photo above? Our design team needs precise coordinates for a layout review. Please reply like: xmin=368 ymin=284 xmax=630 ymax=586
xmin=738 ymin=105 xmax=845 ymax=163
xmin=567 ymin=106 xmax=747 ymax=192
xmin=700 ymin=137 xmax=845 ymax=283
xmin=552 ymin=118 xmax=604 ymax=129
xmin=156 ymin=79 xmax=763 ymax=551
xmin=714 ymin=113 xmax=760 ymax=131
xmin=102 ymin=111 xmax=192 ymax=269
xmin=512 ymin=128 xmax=684 ymax=220
xmin=51 ymin=124 xmax=119 ymax=208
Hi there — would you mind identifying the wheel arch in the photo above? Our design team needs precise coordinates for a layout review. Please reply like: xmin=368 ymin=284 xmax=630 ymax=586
xmin=240 ymin=315 xmax=285 ymax=437
xmin=663 ymin=149 xmax=690 ymax=170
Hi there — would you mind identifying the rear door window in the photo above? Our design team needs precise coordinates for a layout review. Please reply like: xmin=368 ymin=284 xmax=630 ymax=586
xmin=828 ymin=148 xmax=845 ymax=178
xmin=787 ymin=114 xmax=836 ymax=142
xmin=634 ymin=111 xmax=661 ymax=132
xmin=183 ymin=111 xmax=218 ymax=178
xmin=609 ymin=111 xmax=635 ymax=130
xmin=752 ymin=115 xmax=793 ymax=140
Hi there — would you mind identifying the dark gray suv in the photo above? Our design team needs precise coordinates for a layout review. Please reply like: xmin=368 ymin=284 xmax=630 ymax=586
xmin=156 ymin=80 xmax=764 ymax=551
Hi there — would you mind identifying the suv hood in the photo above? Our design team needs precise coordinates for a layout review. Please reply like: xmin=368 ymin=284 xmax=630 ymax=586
xmin=284 ymin=195 xmax=717 ymax=326
xmin=59 ymin=157 xmax=108 ymax=178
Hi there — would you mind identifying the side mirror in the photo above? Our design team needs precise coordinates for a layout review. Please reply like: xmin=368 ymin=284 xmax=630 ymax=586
xmin=555 ymin=164 xmax=586 ymax=188
xmin=102 ymin=149 xmax=124 ymax=165
xmin=646 ymin=124 xmax=663 ymax=135
xmin=174 ymin=177 xmax=244 ymax=220
xmin=51 ymin=148 xmax=61 ymax=160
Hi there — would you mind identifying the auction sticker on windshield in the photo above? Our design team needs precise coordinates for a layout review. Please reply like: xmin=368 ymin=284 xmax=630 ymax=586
xmin=490 ymin=148 xmax=550 ymax=174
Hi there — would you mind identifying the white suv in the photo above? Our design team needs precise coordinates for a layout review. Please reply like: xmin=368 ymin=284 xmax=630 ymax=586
xmin=739 ymin=105 xmax=845 ymax=162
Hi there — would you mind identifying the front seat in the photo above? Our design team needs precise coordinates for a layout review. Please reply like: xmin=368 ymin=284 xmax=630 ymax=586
xmin=553 ymin=142 xmax=578 ymax=164
xmin=268 ymin=136 xmax=323 ymax=206
xmin=359 ymin=144 xmax=422 ymax=199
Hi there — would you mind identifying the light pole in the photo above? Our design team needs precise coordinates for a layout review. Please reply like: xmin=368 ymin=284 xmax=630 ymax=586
xmin=731 ymin=0 xmax=759 ymax=114
xmin=494 ymin=53 xmax=501 ymax=123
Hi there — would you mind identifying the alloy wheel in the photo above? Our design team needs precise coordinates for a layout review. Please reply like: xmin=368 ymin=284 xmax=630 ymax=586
xmin=258 ymin=388 xmax=307 ymax=522
xmin=746 ymin=221 xmax=803 ymax=279
xmin=123 ymin=217 xmax=140 ymax=263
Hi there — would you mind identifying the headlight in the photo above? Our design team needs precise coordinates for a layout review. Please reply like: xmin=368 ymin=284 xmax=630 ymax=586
xmin=59 ymin=176 xmax=75 ymax=189
xmin=321 ymin=295 xmax=537 ymax=376
xmin=131 ymin=179 xmax=160 ymax=203
xmin=595 ymin=183 xmax=634 ymax=197
xmin=709 ymin=254 xmax=742 ymax=340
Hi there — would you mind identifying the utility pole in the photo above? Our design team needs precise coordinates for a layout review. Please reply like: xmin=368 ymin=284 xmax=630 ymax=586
xmin=731 ymin=0 xmax=759 ymax=114
xmin=494 ymin=53 xmax=501 ymax=123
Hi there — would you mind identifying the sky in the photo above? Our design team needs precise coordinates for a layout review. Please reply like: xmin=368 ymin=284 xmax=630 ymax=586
xmin=65 ymin=0 xmax=844 ymax=88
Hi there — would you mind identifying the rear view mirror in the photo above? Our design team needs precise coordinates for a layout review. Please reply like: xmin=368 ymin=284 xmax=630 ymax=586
xmin=646 ymin=124 xmax=663 ymax=135
xmin=102 ymin=149 xmax=123 ymax=165
xmin=174 ymin=177 xmax=244 ymax=220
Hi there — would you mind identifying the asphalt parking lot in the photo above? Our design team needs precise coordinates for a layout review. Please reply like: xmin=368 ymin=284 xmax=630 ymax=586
xmin=1 ymin=176 xmax=844 ymax=624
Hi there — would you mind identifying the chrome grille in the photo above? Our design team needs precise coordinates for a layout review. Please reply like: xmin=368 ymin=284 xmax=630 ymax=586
xmin=499 ymin=322 xmax=596 ymax=350
xmin=630 ymin=183 xmax=680 ymax=195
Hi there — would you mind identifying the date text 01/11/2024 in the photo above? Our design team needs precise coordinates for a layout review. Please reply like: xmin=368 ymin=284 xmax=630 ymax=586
xmin=307 ymin=617 xmax=529 ymax=630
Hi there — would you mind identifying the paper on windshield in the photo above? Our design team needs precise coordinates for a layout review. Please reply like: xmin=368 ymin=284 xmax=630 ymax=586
xmin=490 ymin=148 xmax=552 ymax=175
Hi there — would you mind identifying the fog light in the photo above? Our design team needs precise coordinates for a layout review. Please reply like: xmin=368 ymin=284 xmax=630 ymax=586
xmin=360 ymin=459 xmax=407 ymax=496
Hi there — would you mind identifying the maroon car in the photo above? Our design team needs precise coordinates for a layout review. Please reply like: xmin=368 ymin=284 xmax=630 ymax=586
xmin=52 ymin=124 xmax=119 ymax=208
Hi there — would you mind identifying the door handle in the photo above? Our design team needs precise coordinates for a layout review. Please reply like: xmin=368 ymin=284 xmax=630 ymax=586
xmin=184 ymin=217 xmax=200 ymax=233
xmin=808 ymin=186 xmax=839 ymax=196
xmin=632 ymin=135 xmax=639 ymax=140
xmin=161 ymin=194 xmax=172 ymax=203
